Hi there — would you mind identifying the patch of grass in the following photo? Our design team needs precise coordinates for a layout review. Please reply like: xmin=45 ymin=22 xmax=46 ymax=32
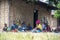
xmin=0 ymin=32 xmax=60 ymax=40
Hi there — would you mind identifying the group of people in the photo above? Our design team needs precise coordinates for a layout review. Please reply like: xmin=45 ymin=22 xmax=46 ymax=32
xmin=32 ymin=20 xmax=51 ymax=32
xmin=3 ymin=20 xmax=51 ymax=32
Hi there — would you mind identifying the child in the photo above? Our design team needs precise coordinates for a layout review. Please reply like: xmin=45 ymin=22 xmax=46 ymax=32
xmin=18 ymin=22 xmax=27 ymax=32
xmin=46 ymin=25 xmax=51 ymax=32
xmin=27 ymin=23 xmax=33 ymax=31
xmin=3 ymin=23 xmax=8 ymax=32
xmin=42 ymin=23 xmax=47 ymax=32
xmin=11 ymin=21 xmax=18 ymax=32
xmin=21 ymin=22 xmax=27 ymax=32
xmin=7 ymin=26 xmax=11 ymax=32
xmin=18 ymin=24 xmax=22 ymax=31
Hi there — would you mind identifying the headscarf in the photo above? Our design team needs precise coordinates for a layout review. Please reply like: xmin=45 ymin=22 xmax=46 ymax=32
xmin=36 ymin=19 xmax=42 ymax=30
xmin=36 ymin=19 xmax=40 ymax=24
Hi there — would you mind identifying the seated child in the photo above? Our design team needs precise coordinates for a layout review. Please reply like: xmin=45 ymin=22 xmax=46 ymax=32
xmin=18 ymin=24 xmax=22 ymax=31
xmin=27 ymin=23 xmax=33 ymax=31
xmin=18 ymin=22 xmax=27 ymax=32
xmin=7 ymin=26 xmax=11 ymax=32
xmin=42 ymin=23 xmax=47 ymax=32
xmin=46 ymin=25 xmax=51 ymax=32
xmin=3 ymin=23 xmax=8 ymax=32
xmin=21 ymin=22 xmax=27 ymax=32
xmin=11 ymin=22 xmax=18 ymax=32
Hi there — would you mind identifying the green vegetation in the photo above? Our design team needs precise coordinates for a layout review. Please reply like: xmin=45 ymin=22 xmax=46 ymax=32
xmin=0 ymin=32 xmax=60 ymax=40
xmin=54 ymin=3 xmax=60 ymax=18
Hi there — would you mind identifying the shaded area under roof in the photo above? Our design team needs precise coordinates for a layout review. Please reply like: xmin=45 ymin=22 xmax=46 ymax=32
xmin=36 ymin=1 xmax=60 ymax=10
xmin=24 ymin=0 xmax=60 ymax=10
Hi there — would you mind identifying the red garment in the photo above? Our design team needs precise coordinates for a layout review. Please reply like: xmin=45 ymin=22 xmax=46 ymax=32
xmin=46 ymin=26 xmax=51 ymax=32
xmin=12 ymin=29 xmax=17 ymax=32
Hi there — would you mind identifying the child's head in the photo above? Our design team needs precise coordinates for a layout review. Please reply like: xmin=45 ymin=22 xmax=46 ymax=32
xmin=13 ymin=21 xmax=16 ymax=25
xmin=4 ymin=23 xmax=7 ymax=27
xmin=27 ymin=23 xmax=31 ymax=26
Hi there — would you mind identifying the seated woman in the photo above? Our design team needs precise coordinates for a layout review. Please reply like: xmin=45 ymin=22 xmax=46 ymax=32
xmin=36 ymin=19 xmax=42 ymax=31
xmin=32 ymin=19 xmax=42 ymax=33
xmin=3 ymin=23 xmax=8 ymax=32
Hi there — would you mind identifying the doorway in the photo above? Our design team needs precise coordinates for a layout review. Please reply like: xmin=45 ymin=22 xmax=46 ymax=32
xmin=33 ymin=9 xmax=38 ymax=28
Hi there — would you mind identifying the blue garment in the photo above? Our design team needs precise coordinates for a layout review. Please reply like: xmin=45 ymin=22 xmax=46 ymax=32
xmin=18 ymin=27 xmax=22 ymax=31
xmin=36 ymin=29 xmax=42 ymax=32
xmin=11 ymin=24 xmax=18 ymax=30
xmin=32 ymin=29 xmax=42 ymax=33
xmin=42 ymin=24 xmax=47 ymax=30
xmin=18 ymin=24 xmax=27 ymax=32
xmin=28 ymin=26 xmax=32 ymax=30
xmin=21 ymin=24 xmax=27 ymax=30
xmin=32 ymin=29 xmax=37 ymax=33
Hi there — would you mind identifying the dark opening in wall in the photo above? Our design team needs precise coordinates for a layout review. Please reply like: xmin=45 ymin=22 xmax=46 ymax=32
xmin=33 ymin=9 xmax=38 ymax=28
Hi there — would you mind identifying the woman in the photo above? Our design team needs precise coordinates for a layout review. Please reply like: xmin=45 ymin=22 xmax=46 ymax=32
xmin=32 ymin=19 xmax=42 ymax=33
xmin=36 ymin=19 xmax=42 ymax=31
